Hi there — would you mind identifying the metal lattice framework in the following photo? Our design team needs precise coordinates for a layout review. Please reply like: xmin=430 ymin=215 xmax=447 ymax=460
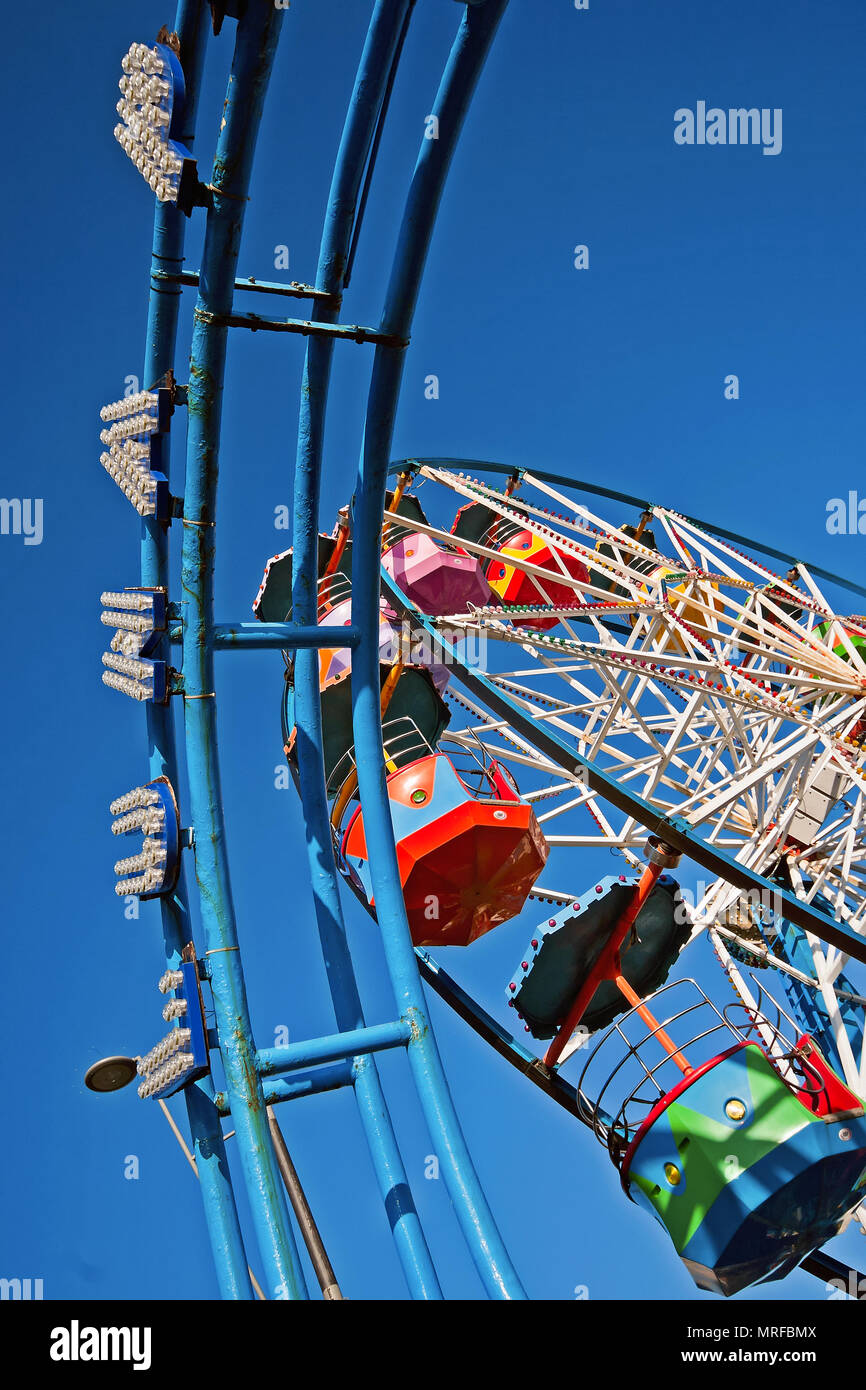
xmin=373 ymin=464 xmax=866 ymax=1107
xmin=102 ymin=0 xmax=866 ymax=1300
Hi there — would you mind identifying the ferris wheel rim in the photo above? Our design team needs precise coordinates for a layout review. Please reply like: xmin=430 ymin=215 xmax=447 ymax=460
xmin=388 ymin=455 xmax=866 ymax=607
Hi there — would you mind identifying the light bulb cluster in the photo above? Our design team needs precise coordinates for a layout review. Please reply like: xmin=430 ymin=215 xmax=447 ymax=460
xmin=111 ymin=804 xmax=165 ymax=837
xmin=116 ymin=865 xmax=166 ymax=897
xmin=138 ymin=1027 xmax=192 ymax=1074
xmin=137 ymin=1050 xmax=196 ymax=1100
xmin=113 ymin=42 xmax=192 ymax=204
xmin=101 ymin=589 xmax=157 ymax=611
xmin=109 ymin=777 xmax=179 ymax=900
xmin=100 ymin=444 xmax=161 ymax=518
xmin=113 ymin=838 xmax=167 ymax=878
xmin=101 ymin=587 xmax=167 ymax=702
xmin=99 ymin=392 xmax=158 ymax=424
xmin=98 ymin=389 xmax=170 ymax=520
xmin=110 ymin=629 xmax=145 ymax=658
xmin=99 ymin=414 xmax=159 ymax=447
xmin=102 ymin=652 xmax=164 ymax=702
xmin=101 ymin=609 xmax=152 ymax=634
xmin=137 ymin=956 xmax=210 ymax=1101
xmin=102 ymin=669 xmax=156 ymax=701
xmin=110 ymin=784 xmax=161 ymax=817
xmin=103 ymin=650 xmax=151 ymax=679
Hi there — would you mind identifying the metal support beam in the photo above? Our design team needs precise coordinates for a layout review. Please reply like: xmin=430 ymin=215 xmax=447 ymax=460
xmin=218 ymin=622 xmax=360 ymax=650
xmin=170 ymin=623 xmax=361 ymax=649
xmin=800 ymin=1248 xmax=866 ymax=1294
xmin=153 ymin=267 xmax=340 ymax=308
xmin=195 ymin=306 xmax=408 ymax=347
xmin=257 ymin=1020 xmax=412 ymax=1076
xmin=415 ymin=948 xmax=588 ymax=1121
xmin=215 ymin=1061 xmax=355 ymax=1115
xmin=267 ymin=1107 xmax=344 ymax=1299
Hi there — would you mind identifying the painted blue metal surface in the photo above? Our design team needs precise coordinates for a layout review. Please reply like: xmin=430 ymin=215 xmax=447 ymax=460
xmin=289 ymin=0 xmax=442 ymax=1301
xmin=214 ymin=1061 xmax=355 ymax=1115
xmin=213 ymin=623 xmax=361 ymax=650
xmin=349 ymin=0 xmax=526 ymax=1300
xmin=179 ymin=0 xmax=308 ymax=1301
xmin=257 ymin=1020 xmax=412 ymax=1075
xmin=138 ymin=0 xmax=251 ymax=1301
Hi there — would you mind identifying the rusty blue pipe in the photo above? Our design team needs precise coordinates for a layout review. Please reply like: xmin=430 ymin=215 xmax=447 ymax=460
xmin=138 ymin=0 xmax=252 ymax=1301
xmin=180 ymin=0 xmax=307 ymax=1300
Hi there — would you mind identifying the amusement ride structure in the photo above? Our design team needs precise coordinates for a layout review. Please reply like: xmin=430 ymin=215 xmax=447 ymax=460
xmin=87 ymin=0 xmax=866 ymax=1299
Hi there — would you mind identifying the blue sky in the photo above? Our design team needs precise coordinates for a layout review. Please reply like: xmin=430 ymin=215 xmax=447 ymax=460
xmin=2 ymin=0 xmax=866 ymax=1301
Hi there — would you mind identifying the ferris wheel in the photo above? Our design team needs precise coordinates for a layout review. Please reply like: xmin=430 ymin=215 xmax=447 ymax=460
xmin=88 ymin=0 xmax=866 ymax=1302
xmin=369 ymin=460 xmax=866 ymax=1082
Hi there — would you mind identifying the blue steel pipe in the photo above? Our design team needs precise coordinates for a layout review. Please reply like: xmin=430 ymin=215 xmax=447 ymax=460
xmin=169 ymin=624 xmax=361 ymax=648
xmin=216 ymin=623 xmax=361 ymax=649
xmin=214 ymin=1061 xmax=355 ymax=1115
xmin=350 ymin=0 xmax=525 ymax=1299
xmin=290 ymin=0 xmax=442 ymax=1299
xmin=180 ymin=0 xmax=308 ymax=1301
xmin=138 ymin=0 xmax=251 ymax=1300
xmin=257 ymin=1020 xmax=412 ymax=1076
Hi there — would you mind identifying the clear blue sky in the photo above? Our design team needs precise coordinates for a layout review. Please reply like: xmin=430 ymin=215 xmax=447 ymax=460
xmin=2 ymin=0 xmax=866 ymax=1301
